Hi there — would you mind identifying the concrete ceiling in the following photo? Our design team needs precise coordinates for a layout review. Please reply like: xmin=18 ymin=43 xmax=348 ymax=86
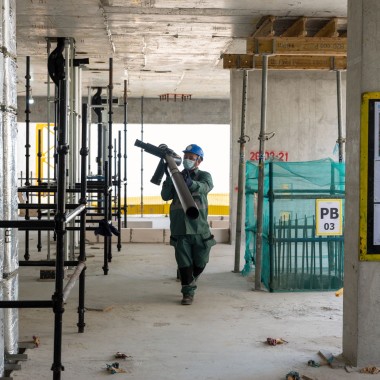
xmin=16 ymin=0 xmax=347 ymax=100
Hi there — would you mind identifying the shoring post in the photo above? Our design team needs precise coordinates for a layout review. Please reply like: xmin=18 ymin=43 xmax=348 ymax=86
xmin=140 ymin=96 xmax=144 ymax=217
xmin=77 ymin=102 xmax=88 ymax=333
xmin=53 ymin=66 xmax=59 ymax=243
xmin=113 ymin=137 xmax=117 ymax=202
xmin=234 ymin=70 xmax=249 ymax=273
xmin=123 ymin=80 xmax=128 ymax=227
xmin=117 ymin=130 xmax=122 ymax=251
xmin=96 ymin=88 xmax=103 ymax=213
xmin=336 ymin=70 xmax=345 ymax=163
xmin=255 ymin=55 xmax=269 ymax=291
xmin=24 ymin=56 xmax=31 ymax=261
xmin=37 ymin=128 xmax=42 ymax=251
xmin=108 ymin=58 xmax=113 ymax=264
xmin=102 ymin=162 xmax=109 ymax=275
xmin=47 ymin=39 xmax=52 ymax=260
xmin=51 ymin=80 xmax=67 ymax=380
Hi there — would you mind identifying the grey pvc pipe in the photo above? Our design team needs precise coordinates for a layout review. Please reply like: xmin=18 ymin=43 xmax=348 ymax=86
xmin=165 ymin=154 xmax=199 ymax=219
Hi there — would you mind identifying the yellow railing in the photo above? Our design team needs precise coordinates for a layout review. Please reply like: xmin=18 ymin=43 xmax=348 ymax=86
xmin=117 ymin=193 xmax=229 ymax=216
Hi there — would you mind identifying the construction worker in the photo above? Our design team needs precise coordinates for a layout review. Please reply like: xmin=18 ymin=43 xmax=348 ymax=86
xmin=161 ymin=144 xmax=216 ymax=305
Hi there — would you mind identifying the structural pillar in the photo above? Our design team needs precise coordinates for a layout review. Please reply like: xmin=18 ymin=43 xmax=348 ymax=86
xmin=343 ymin=0 xmax=380 ymax=366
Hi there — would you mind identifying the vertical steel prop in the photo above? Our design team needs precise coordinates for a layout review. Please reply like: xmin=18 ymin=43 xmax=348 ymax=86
xmin=77 ymin=103 xmax=88 ymax=333
xmin=113 ymin=137 xmax=117 ymax=198
xmin=46 ymin=41 xmax=52 ymax=260
xmin=255 ymin=55 xmax=269 ymax=291
xmin=123 ymin=80 xmax=128 ymax=227
xmin=140 ymin=96 xmax=144 ymax=217
xmin=117 ymin=131 xmax=122 ymax=251
xmin=91 ymin=87 xmax=103 ymax=213
xmin=107 ymin=57 xmax=113 ymax=263
xmin=336 ymin=70 xmax=345 ymax=163
xmin=24 ymin=56 xmax=31 ymax=261
xmin=37 ymin=129 xmax=42 ymax=252
xmin=102 ymin=162 xmax=109 ymax=275
xmin=234 ymin=70 xmax=250 ymax=273
xmin=52 ymin=80 xmax=67 ymax=380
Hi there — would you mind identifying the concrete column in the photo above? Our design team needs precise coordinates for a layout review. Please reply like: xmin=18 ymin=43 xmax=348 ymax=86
xmin=343 ymin=0 xmax=380 ymax=367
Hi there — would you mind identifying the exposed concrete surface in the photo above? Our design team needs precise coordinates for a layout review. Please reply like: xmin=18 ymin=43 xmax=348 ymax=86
xmin=10 ymin=236 xmax=370 ymax=380
xmin=19 ymin=97 xmax=230 ymax=125
xmin=343 ymin=0 xmax=380 ymax=367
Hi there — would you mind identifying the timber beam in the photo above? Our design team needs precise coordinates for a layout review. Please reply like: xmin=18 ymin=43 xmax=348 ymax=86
xmin=223 ymin=54 xmax=347 ymax=71
xmin=247 ymin=37 xmax=347 ymax=56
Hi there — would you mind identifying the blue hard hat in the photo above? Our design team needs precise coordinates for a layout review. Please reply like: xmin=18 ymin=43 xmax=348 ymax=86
xmin=183 ymin=144 xmax=204 ymax=160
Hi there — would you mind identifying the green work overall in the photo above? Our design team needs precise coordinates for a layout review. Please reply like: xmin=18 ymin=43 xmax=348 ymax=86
xmin=161 ymin=168 xmax=216 ymax=296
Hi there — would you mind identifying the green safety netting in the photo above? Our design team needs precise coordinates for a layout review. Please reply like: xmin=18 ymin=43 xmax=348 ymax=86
xmin=243 ymin=158 xmax=345 ymax=292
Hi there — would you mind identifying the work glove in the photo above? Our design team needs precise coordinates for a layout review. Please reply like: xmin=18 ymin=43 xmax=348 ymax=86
xmin=164 ymin=163 xmax=169 ymax=177
xmin=158 ymin=145 xmax=170 ymax=176
xmin=182 ymin=169 xmax=193 ymax=188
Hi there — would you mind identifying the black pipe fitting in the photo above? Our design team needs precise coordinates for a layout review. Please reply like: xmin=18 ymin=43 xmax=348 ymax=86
xmin=57 ymin=144 xmax=69 ymax=155
xmin=51 ymin=293 xmax=65 ymax=315
xmin=54 ymin=213 xmax=66 ymax=223
xmin=80 ymin=147 xmax=89 ymax=156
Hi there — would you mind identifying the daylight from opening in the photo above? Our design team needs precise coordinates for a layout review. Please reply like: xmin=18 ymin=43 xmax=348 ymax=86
xmin=16 ymin=123 xmax=230 ymax=198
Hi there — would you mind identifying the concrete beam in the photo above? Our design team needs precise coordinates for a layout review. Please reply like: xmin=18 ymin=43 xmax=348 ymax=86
xmin=18 ymin=97 xmax=230 ymax=125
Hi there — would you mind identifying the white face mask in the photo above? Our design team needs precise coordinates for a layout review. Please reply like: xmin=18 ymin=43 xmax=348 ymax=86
xmin=183 ymin=159 xmax=196 ymax=170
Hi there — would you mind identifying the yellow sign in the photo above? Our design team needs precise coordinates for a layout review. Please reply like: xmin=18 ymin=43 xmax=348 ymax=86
xmin=35 ymin=123 xmax=55 ymax=183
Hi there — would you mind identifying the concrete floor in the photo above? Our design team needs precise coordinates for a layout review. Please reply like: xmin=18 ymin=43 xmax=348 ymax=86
xmin=9 ymin=233 xmax=370 ymax=380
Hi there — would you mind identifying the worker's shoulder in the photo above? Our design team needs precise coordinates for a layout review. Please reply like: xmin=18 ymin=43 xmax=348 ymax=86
xmin=196 ymin=169 xmax=212 ymax=178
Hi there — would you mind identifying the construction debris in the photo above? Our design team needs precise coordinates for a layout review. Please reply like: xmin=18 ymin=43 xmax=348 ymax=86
xmin=105 ymin=362 xmax=126 ymax=374
xmin=32 ymin=336 xmax=40 ymax=348
xmin=301 ymin=375 xmax=316 ymax=380
xmin=114 ymin=352 xmax=132 ymax=359
xmin=19 ymin=336 xmax=40 ymax=349
xmin=345 ymin=365 xmax=358 ymax=373
xmin=314 ymin=350 xmax=347 ymax=370
xmin=266 ymin=337 xmax=288 ymax=346
xmin=285 ymin=370 xmax=300 ymax=380
xmin=307 ymin=360 xmax=320 ymax=367
xmin=360 ymin=366 xmax=380 ymax=374
xmin=85 ymin=305 xmax=115 ymax=312
xmin=318 ymin=349 xmax=333 ymax=364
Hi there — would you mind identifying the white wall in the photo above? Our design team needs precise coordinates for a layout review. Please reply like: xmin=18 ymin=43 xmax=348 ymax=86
xmin=16 ymin=123 xmax=230 ymax=197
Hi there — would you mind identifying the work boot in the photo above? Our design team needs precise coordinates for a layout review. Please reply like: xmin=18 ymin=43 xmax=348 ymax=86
xmin=181 ymin=294 xmax=194 ymax=305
